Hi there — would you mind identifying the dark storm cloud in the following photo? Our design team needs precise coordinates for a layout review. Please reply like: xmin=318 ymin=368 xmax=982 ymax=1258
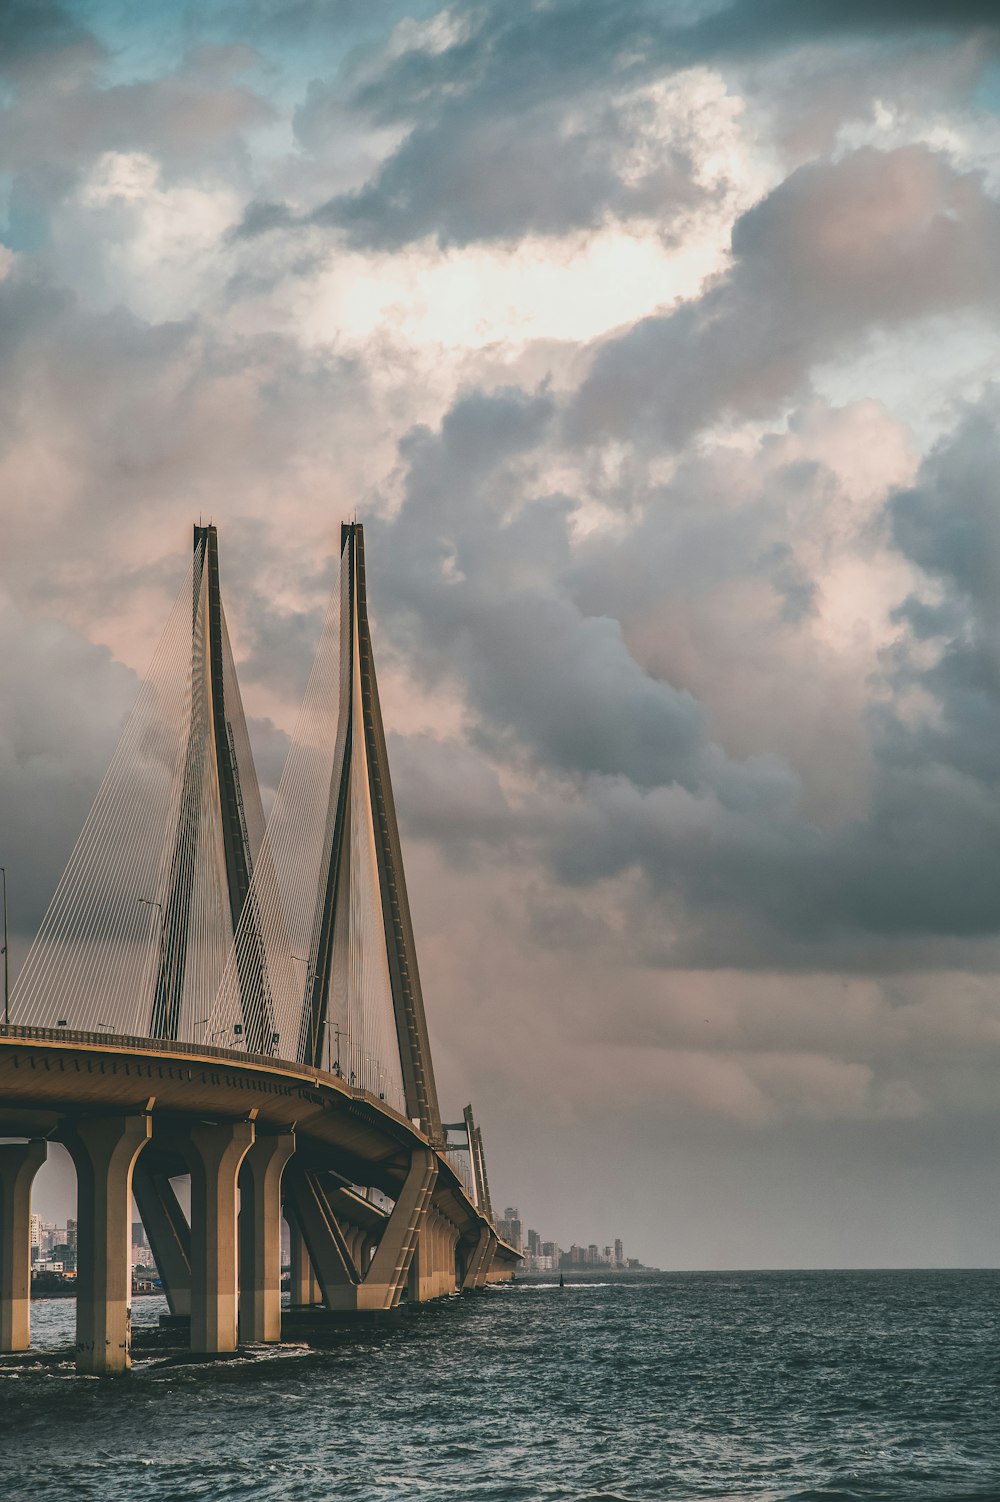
xmin=366 ymin=388 xmax=716 ymax=790
xmin=318 ymin=94 xmax=705 ymax=249
xmin=361 ymin=379 xmax=1000 ymax=964
xmin=682 ymin=0 xmax=1000 ymax=59
xmin=0 ymin=0 xmax=103 ymax=81
xmin=884 ymin=399 xmax=1000 ymax=794
xmin=279 ymin=0 xmax=998 ymax=251
xmin=294 ymin=1 xmax=719 ymax=249
xmin=569 ymin=145 xmax=1000 ymax=448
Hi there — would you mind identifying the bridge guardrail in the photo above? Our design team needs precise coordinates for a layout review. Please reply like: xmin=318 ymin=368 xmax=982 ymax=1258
xmin=0 ymin=1021 xmax=288 ymax=1069
xmin=0 ymin=1022 xmax=424 ymax=1138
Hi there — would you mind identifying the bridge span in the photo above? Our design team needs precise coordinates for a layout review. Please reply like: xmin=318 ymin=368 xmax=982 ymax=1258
xmin=0 ymin=523 xmax=519 ymax=1373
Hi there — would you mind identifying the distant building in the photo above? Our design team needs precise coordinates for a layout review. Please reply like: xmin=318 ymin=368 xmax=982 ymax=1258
xmin=497 ymin=1207 xmax=523 ymax=1252
xmin=614 ymin=1238 xmax=624 ymax=1267
xmin=49 ymin=1241 xmax=77 ymax=1273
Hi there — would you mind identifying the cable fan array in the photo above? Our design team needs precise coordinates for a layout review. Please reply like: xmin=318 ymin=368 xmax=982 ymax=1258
xmin=13 ymin=527 xmax=409 ymax=1121
xmin=205 ymin=535 xmax=407 ymax=1113
xmin=11 ymin=546 xmax=261 ymax=1038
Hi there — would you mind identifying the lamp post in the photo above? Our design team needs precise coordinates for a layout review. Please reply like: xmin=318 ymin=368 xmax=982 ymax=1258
xmin=138 ymin=897 xmax=165 ymax=965
xmin=293 ymin=955 xmax=317 ymax=1060
xmin=138 ymin=896 xmax=166 ymax=1032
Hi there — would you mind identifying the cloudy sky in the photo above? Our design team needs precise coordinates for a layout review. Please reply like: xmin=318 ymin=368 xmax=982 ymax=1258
xmin=4 ymin=0 xmax=1000 ymax=1267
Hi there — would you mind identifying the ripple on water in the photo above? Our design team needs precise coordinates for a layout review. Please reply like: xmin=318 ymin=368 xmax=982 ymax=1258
xmin=0 ymin=1273 xmax=997 ymax=1502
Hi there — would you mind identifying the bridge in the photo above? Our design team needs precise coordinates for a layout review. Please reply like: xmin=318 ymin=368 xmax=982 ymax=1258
xmin=0 ymin=523 xmax=518 ymax=1374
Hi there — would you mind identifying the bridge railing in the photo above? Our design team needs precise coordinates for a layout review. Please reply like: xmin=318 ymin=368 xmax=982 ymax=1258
xmin=0 ymin=1021 xmax=286 ymax=1069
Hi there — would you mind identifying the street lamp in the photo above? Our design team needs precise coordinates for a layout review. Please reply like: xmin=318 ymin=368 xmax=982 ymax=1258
xmin=293 ymin=955 xmax=320 ymax=1061
xmin=138 ymin=896 xmax=166 ymax=1027
xmin=138 ymin=897 xmax=165 ymax=965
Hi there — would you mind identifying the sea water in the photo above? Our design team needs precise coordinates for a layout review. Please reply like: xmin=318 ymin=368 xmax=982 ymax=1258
xmin=1 ymin=1270 xmax=997 ymax=1501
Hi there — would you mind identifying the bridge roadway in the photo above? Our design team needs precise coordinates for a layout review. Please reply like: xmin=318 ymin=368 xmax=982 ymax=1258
xmin=0 ymin=1025 xmax=518 ymax=1375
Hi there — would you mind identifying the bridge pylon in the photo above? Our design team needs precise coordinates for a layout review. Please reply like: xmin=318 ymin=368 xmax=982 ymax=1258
xmin=297 ymin=524 xmax=443 ymax=1142
xmin=149 ymin=525 xmax=273 ymax=1052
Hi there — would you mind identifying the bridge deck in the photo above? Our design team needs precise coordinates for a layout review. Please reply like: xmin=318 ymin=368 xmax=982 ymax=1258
xmin=0 ymin=1025 xmax=516 ymax=1250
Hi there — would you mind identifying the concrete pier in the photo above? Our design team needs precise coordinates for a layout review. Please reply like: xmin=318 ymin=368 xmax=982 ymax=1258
xmin=0 ymin=1139 xmax=47 ymax=1352
xmin=238 ymin=1131 xmax=295 ymax=1343
xmin=286 ymin=1211 xmax=322 ymax=1307
xmin=187 ymin=1119 xmax=254 ymax=1355
xmin=61 ymin=1113 xmax=152 ymax=1375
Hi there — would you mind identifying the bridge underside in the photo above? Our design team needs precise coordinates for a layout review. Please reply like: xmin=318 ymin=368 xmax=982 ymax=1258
xmin=0 ymin=1030 xmax=517 ymax=1374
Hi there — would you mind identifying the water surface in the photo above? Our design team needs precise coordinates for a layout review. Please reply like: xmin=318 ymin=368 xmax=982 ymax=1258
xmin=1 ymin=1271 xmax=997 ymax=1502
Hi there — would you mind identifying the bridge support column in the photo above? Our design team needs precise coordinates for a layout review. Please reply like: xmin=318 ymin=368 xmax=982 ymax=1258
xmin=0 ymin=1139 xmax=47 ymax=1352
xmin=283 ymin=1168 xmax=361 ymax=1308
xmin=350 ymin=1147 xmax=437 ymax=1312
xmin=186 ymin=1120 xmax=254 ymax=1354
xmin=286 ymin=1148 xmax=437 ymax=1314
xmin=132 ymin=1165 xmax=191 ymax=1317
xmin=472 ymin=1229 xmax=498 ymax=1289
xmin=286 ymin=1211 xmax=321 ymax=1306
xmin=61 ymin=1113 xmax=152 ymax=1375
xmin=461 ymin=1224 xmax=492 ymax=1291
xmin=238 ymin=1132 xmax=295 ymax=1343
xmin=412 ymin=1209 xmax=458 ymax=1300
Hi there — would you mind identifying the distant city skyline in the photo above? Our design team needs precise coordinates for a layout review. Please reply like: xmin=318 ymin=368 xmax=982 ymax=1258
xmin=497 ymin=1207 xmax=648 ymax=1274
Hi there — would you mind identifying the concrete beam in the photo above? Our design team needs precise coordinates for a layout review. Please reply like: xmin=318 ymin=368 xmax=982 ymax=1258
xmin=283 ymin=1168 xmax=360 ymax=1308
xmin=60 ymin=1113 xmax=152 ymax=1375
xmin=238 ymin=1131 xmax=295 ymax=1343
xmin=356 ymin=1145 xmax=437 ymax=1311
xmin=0 ymin=1139 xmax=47 ymax=1351
xmin=461 ymin=1224 xmax=492 ymax=1292
xmin=474 ymin=1230 xmax=498 ymax=1289
xmin=132 ymin=1165 xmax=191 ymax=1317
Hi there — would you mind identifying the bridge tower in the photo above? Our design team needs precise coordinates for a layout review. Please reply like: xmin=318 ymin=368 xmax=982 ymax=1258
xmin=298 ymin=524 xmax=442 ymax=1142
xmin=150 ymin=525 xmax=272 ymax=1051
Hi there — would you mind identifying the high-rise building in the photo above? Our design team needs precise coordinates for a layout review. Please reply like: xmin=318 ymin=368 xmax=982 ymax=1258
xmin=498 ymin=1207 xmax=523 ymax=1252
xmin=527 ymin=1228 xmax=541 ymax=1256
xmin=614 ymin=1238 xmax=624 ymax=1267
xmin=587 ymin=1244 xmax=599 ymax=1265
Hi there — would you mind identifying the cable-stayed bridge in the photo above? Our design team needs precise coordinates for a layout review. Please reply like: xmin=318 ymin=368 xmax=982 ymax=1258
xmin=0 ymin=524 xmax=517 ymax=1374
